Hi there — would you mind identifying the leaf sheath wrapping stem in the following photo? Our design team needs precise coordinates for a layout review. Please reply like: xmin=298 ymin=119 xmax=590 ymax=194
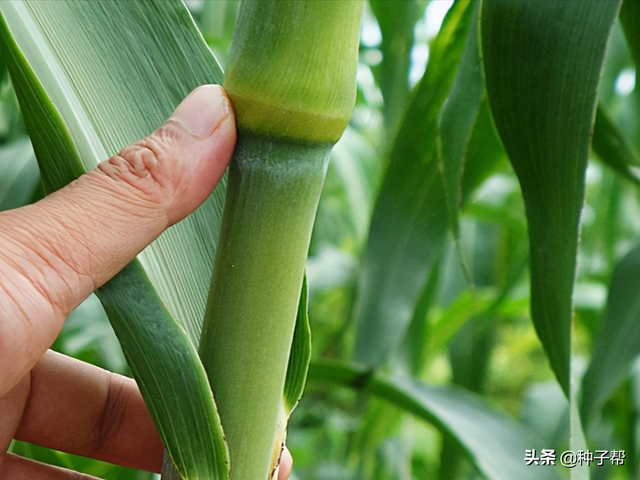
xmin=199 ymin=133 xmax=331 ymax=480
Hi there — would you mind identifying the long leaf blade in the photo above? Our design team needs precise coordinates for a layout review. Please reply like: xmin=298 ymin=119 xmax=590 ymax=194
xmin=97 ymin=263 xmax=229 ymax=480
xmin=480 ymin=0 xmax=621 ymax=395
xmin=352 ymin=0 xmax=472 ymax=368
xmin=437 ymin=0 xmax=483 ymax=240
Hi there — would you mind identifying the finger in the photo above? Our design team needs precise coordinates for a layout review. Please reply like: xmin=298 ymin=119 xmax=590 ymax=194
xmin=278 ymin=447 xmax=293 ymax=480
xmin=0 ymin=85 xmax=236 ymax=394
xmin=14 ymin=351 xmax=163 ymax=473
xmin=0 ymin=376 xmax=29 ymax=454
xmin=0 ymin=453 xmax=102 ymax=480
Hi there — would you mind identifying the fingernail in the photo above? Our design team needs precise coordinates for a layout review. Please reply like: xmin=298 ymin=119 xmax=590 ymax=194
xmin=171 ymin=84 xmax=231 ymax=138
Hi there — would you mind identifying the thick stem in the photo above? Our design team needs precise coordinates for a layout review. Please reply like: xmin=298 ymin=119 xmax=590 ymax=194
xmin=200 ymin=2 xmax=363 ymax=478
xmin=199 ymin=133 xmax=330 ymax=480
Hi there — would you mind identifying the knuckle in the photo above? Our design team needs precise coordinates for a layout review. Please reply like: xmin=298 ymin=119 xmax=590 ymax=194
xmin=98 ymin=124 xmax=185 ymax=205
xmin=108 ymin=143 xmax=166 ymax=195
xmin=95 ymin=374 xmax=131 ymax=454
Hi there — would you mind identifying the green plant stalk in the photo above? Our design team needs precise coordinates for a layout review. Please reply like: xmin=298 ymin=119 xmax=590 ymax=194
xmin=221 ymin=1 xmax=362 ymax=144
xmin=200 ymin=134 xmax=330 ymax=479
xmin=198 ymin=2 xmax=363 ymax=479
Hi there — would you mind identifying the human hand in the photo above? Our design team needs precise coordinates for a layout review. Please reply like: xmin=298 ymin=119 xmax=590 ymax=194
xmin=0 ymin=85 xmax=292 ymax=479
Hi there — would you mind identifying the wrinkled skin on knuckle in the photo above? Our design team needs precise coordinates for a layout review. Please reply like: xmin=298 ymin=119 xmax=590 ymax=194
xmin=94 ymin=373 xmax=131 ymax=455
xmin=96 ymin=122 xmax=189 ymax=218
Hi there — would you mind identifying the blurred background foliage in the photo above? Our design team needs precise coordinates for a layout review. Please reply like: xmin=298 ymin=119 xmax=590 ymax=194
xmin=3 ymin=1 xmax=640 ymax=479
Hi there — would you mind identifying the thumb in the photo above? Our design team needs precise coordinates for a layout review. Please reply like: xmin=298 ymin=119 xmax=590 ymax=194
xmin=0 ymin=85 xmax=235 ymax=389
xmin=96 ymin=83 xmax=235 ymax=228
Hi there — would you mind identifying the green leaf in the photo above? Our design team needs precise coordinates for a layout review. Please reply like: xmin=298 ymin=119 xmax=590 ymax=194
xmin=0 ymin=49 xmax=6 ymax=83
xmin=308 ymin=358 xmax=563 ymax=480
xmin=0 ymin=8 xmax=84 ymax=192
xmin=459 ymin=99 xmax=509 ymax=206
xmin=352 ymin=399 xmax=405 ymax=479
xmin=368 ymin=0 xmax=428 ymax=132
xmin=581 ymin=242 xmax=640 ymax=429
xmin=480 ymin=0 xmax=622 ymax=395
xmin=592 ymin=102 xmax=640 ymax=188
xmin=396 ymin=263 xmax=440 ymax=376
xmin=437 ymin=1 xmax=483 ymax=240
xmin=353 ymin=3 xmax=506 ymax=370
xmin=620 ymin=0 xmax=640 ymax=71
xmin=371 ymin=438 xmax=412 ymax=480
xmin=352 ymin=0 xmax=473 ymax=368
xmin=97 ymin=263 xmax=229 ymax=480
xmin=0 ymin=1 xmax=230 ymax=478
xmin=448 ymin=317 xmax=495 ymax=394
xmin=0 ymin=78 xmax=25 ymax=141
xmin=425 ymin=289 xmax=494 ymax=360
xmin=0 ymin=137 xmax=39 ymax=211
xmin=283 ymin=275 xmax=312 ymax=415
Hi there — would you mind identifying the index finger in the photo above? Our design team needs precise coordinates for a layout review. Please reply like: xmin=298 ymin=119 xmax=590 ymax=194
xmin=13 ymin=351 xmax=163 ymax=472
